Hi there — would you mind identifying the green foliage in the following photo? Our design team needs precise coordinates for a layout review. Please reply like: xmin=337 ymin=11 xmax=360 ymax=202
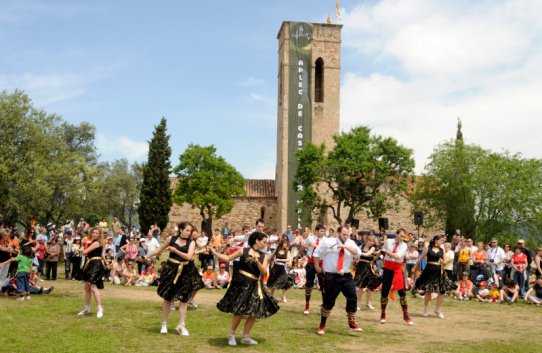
xmin=294 ymin=126 xmax=415 ymax=224
xmin=173 ymin=144 xmax=245 ymax=234
xmin=138 ymin=117 xmax=172 ymax=233
xmin=413 ymin=137 xmax=542 ymax=242
xmin=0 ymin=90 xmax=98 ymax=227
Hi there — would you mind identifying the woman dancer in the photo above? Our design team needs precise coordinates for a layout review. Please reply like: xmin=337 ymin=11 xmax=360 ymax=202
xmin=212 ymin=232 xmax=279 ymax=346
xmin=77 ymin=228 xmax=106 ymax=318
xmin=183 ymin=227 xmax=205 ymax=310
xmin=412 ymin=235 xmax=456 ymax=319
xmin=145 ymin=221 xmax=195 ymax=336
xmin=354 ymin=235 xmax=381 ymax=311
xmin=267 ymin=238 xmax=294 ymax=303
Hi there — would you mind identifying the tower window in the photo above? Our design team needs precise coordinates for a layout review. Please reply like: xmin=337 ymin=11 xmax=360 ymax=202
xmin=315 ymin=58 xmax=324 ymax=103
xmin=260 ymin=206 xmax=266 ymax=220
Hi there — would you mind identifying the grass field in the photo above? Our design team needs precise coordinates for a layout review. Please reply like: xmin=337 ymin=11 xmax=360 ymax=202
xmin=1 ymin=271 xmax=541 ymax=353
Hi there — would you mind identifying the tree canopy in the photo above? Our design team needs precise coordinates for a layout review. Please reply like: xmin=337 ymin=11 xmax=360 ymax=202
xmin=294 ymin=126 xmax=415 ymax=225
xmin=173 ymin=144 xmax=245 ymax=235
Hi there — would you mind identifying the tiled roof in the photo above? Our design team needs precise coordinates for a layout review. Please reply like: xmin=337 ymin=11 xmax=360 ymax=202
xmin=169 ymin=177 xmax=276 ymax=198
xmin=244 ymin=179 xmax=276 ymax=198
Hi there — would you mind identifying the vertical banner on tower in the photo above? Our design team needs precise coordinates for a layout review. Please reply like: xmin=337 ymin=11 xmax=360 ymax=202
xmin=288 ymin=22 xmax=313 ymax=229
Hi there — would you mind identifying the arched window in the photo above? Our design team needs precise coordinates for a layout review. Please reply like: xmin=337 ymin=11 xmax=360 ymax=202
xmin=315 ymin=57 xmax=324 ymax=103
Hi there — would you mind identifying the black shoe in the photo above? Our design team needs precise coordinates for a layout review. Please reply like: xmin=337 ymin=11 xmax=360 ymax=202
xmin=43 ymin=286 xmax=54 ymax=294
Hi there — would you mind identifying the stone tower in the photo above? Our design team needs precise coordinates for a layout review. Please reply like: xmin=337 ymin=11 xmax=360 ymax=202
xmin=275 ymin=21 xmax=342 ymax=231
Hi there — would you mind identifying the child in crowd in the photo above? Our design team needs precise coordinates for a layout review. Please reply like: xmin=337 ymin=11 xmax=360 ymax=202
xmin=475 ymin=281 xmax=490 ymax=302
xmin=136 ymin=262 xmax=156 ymax=286
xmin=488 ymin=283 xmax=500 ymax=302
xmin=500 ymin=279 xmax=519 ymax=304
xmin=454 ymin=272 xmax=474 ymax=300
xmin=216 ymin=263 xmax=230 ymax=289
xmin=202 ymin=266 xmax=218 ymax=289
xmin=524 ymin=276 xmax=542 ymax=306
xmin=0 ymin=245 xmax=34 ymax=301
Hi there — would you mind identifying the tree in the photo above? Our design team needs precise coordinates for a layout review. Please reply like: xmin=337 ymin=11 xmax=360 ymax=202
xmin=294 ymin=126 xmax=415 ymax=225
xmin=0 ymin=90 xmax=99 ymax=228
xmin=412 ymin=121 xmax=542 ymax=241
xmin=173 ymin=144 xmax=245 ymax=235
xmin=138 ymin=117 xmax=172 ymax=234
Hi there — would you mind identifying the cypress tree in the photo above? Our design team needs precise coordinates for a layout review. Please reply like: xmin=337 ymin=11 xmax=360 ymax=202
xmin=138 ymin=117 xmax=172 ymax=234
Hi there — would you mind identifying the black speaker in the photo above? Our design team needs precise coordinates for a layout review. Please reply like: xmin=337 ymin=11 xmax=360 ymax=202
xmin=378 ymin=217 xmax=389 ymax=230
xmin=414 ymin=211 xmax=424 ymax=226
xmin=351 ymin=219 xmax=360 ymax=228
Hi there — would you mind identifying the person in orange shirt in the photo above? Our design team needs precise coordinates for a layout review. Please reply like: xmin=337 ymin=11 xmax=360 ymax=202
xmin=202 ymin=265 xmax=218 ymax=288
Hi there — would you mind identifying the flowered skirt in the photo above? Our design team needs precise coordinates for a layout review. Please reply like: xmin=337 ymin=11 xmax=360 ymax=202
xmin=415 ymin=265 xmax=457 ymax=294
xmin=217 ymin=272 xmax=280 ymax=319
xmin=266 ymin=264 xmax=294 ymax=290
xmin=82 ymin=258 xmax=105 ymax=289
xmin=354 ymin=261 xmax=382 ymax=290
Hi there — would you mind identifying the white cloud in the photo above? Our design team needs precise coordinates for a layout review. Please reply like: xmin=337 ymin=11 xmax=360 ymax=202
xmin=340 ymin=0 xmax=542 ymax=173
xmin=239 ymin=77 xmax=266 ymax=87
xmin=96 ymin=135 xmax=148 ymax=161
xmin=249 ymin=93 xmax=274 ymax=105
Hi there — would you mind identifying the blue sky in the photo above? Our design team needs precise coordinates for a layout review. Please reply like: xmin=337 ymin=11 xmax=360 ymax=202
xmin=2 ymin=0 xmax=542 ymax=178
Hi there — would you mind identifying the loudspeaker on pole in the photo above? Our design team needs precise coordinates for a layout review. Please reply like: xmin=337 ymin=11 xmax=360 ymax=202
xmin=414 ymin=211 xmax=424 ymax=226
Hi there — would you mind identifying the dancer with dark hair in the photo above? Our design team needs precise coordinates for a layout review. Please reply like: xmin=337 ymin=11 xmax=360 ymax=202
xmin=412 ymin=235 xmax=456 ymax=319
xmin=378 ymin=228 xmax=413 ymax=325
xmin=78 ymin=228 xmax=106 ymax=318
xmin=145 ymin=221 xmax=195 ymax=336
xmin=303 ymin=224 xmax=326 ymax=314
xmin=212 ymin=231 xmax=279 ymax=346
xmin=354 ymin=235 xmax=381 ymax=311
xmin=313 ymin=226 xmax=362 ymax=334
xmin=267 ymin=238 xmax=294 ymax=302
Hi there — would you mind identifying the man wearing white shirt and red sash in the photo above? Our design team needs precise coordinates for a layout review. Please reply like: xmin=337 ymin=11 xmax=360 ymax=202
xmin=314 ymin=226 xmax=362 ymax=334
xmin=379 ymin=228 xmax=413 ymax=325
xmin=303 ymin=224 xmax=326 ymax=315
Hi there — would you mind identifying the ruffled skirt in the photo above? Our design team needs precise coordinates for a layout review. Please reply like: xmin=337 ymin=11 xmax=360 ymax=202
xmin=217 ymin=273 xmax=280 ymax=319
xmin=186 ymin=261 xmax=205 ymax=291
xmin=82 ymin=259 xmax=105 ymax=289
xmin=157 ymin=261 xmax=193 ymax=302
xmin=415 ymin=265 xmax=457 ymax=294
xmin=266 ymin=264 xmax=294 ymax=290
xmin=354 ymin=261 xmax=382 ymax=290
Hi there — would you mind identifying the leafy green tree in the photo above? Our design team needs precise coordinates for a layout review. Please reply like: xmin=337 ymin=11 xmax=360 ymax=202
xmin=413 ymin=120 xmax=542 ymax=241
xmin=138 ymin=118 xmax=172 ymax=234
xmin=0 ymin=90 xmax=98 ymax=228
xmin=173 ymin=144 xmax=245 ymax=235
xmin=294 ymin=126 xmax=415 ymax=225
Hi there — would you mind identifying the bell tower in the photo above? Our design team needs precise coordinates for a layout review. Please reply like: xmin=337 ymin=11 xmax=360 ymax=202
xmin=275 ymin=21 xmax=342 ymax=231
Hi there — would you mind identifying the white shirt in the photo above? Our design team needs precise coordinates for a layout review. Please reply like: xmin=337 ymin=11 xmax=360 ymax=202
xmin=487 ymin=246 xmax=506 ymax=271
xmin=313 ymin=237 xmax=361 ymax=274
xmin=383 ymin=239 xmax=407 ymax=263
xmin=304 ymin=235 xmax=321 ymax=258
xmin=144 ymin=237 xmax=160 ymax=257
xmin=269 ymin=234 xmax=278 ymax=250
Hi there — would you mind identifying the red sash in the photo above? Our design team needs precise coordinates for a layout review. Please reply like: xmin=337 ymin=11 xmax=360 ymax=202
xmin=384 ymin=260 xmax=404 ymax=300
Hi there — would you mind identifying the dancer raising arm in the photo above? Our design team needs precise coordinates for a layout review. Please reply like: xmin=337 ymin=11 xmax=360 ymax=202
xmin=212 ymin=231 xmax=279 ymax=347
xmin=145 ymin=221 xmax=195 ymax=336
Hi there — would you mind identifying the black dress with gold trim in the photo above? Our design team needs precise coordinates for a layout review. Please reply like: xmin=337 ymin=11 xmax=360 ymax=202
xmin=266 ymin=251 xmax=294 ymax=290
xmin=186 ymin=260 xmax=205 ymax=291
xmin=82 ymin=241 xmax=105 ymax=289
xmin=157 ymin=235 xmax=193 ymax=302
xmin=217 ymin=248 xmax=280 ymax=319
xmin=353 ymin=248 xmax=382 ymax=290
xmin=414 ymin=248 xmax=457 ymax=294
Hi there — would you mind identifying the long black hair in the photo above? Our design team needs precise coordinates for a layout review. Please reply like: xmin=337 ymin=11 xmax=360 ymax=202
xmin=248 ymin=231 xmax=268 ymax=247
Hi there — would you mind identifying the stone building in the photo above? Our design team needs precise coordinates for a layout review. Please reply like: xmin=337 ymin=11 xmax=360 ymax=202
xmin=166 ymin=21 xmax=442 ymax=236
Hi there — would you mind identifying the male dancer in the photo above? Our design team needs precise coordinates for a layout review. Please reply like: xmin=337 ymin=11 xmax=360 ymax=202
xmin=303 ymin=224 xmax=326 ymax=314
xmin=378 ymin=228 xmax=413 ymax=325
xmin=314 ymin=226 xmax=362 ymax=334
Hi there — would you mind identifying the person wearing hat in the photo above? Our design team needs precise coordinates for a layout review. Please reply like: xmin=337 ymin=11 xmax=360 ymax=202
xmin=454 ymin=272 xmax=474 ymax=300
xmin=217 ymin=262 xmax=230 ymax=289
xmin=202 ymin=265 xmax=218 ymax=289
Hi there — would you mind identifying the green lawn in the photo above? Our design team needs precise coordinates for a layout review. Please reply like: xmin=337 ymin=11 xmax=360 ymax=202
xmin=1 ymin=278 xmax=541 ymax=353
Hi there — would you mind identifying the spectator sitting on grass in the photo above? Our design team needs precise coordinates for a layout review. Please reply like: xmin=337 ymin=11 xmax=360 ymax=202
xmin=122 ymin=261 xmax=137 ymax=286
xmin=475 ymin=281 xmax=491 ymax=302
xmin=1 ymin=268 xmax=54 ymax=296
xmin=136 ymin=261 xmax=156 ymax=286
xmin=202 ymin=265 xmax=218 ymax=289
xmin=216 ymin=262 xmax=230 ymax=288
xmin=454 ymin=272 xmax=474 ymax=300
xmin=488 ymin=282 xmax=500 ymax=302
xmin=524 ymin=276 xmax=542 ymax=306
xmin=500 ymin=278 xmax=519 ymax=304
xmin=111 ymin=257 xmax=126 ymax=285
